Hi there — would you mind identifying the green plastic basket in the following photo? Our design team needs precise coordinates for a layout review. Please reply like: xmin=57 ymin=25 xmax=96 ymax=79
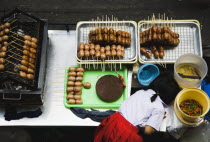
xmin=64 ymin=65 xmax=128 ymax=109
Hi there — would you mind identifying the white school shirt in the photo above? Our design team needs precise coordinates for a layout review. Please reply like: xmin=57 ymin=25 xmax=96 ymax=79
xmin=119 ymin=89 xmax=167 ymax=131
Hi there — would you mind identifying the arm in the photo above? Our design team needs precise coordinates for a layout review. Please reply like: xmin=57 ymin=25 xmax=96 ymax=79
xmin=144 ymin=109 xmax=165 ymax=134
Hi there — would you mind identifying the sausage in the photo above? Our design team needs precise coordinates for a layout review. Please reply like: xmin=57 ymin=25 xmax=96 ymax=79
xmin=29 ymin=53 xmax=36 ymax=59
xmin=95 ymin=51 xmax=101 ymax=58
xmin=78 ymin=50 xmax=84 ymax=58
xmin=100 ymin=53 xmax=106 ymax=60
xmin=111 ymin=50 xmax=117 ymax=57
xmin=83 ymin=82 xmax=91 ymax=89
xmin=0 ymin=52 xmax=6 ymax=57
xmin=67 ymin=81 xmax=75 ymax=86
xmin=74 ymin=82 xmax=82 ymax=86
xmin=84 ymin=44 xmax=90 ymax=50
xmin=68 ymin=92 xmax=74 ymax=96
xmin=66 ymin=94 xmax=74 ymax=99
xmin=28 ymin=63 xmax=35 ymax=69
xmin=151 ymin=26 xmax=157 ymax=33
xmin=69 ymin=67 xmax=76 ymax=72
xmin=78 ymin=43 xmax=85 ymax=50
xmin=100 ymin=47 xmax=105 ymax=53
xmin=105 ymin=45 xmax=111 ymax=51
xmin=103 ymin=34 xmax=108 ymax=41
xmin=76 ymin=67 xmax=84 ymax=72
xmin=117 ymin=50 xmax=122 ymax=57
xmin=68 ymin=99 xmax=76 ymax=104
xmin=111 ymin=45 xmax=116 ymax=50
xmin=22 ymin=55 xmax=29 ymax=61
xmin=89 ymin=44 xmax=95 ymax=50
xmin=0 ymin=64 xmax=5 ymax=70
xmin=21 ymin=60 xmax=29 ymax=66
xmin=2 ymin=35 xmax=9 ymax=41
xmin=103 ymin=27 xmax=108 ymax=34
xmin=1 ymin=46 xmax=7 ymax=52
xmin=3 ymin=41 xmax=8 ymax=46
xmin=20 ymin=65 xmax=28 ymax=72
xmin=4 ymin=28 xmax=10 ymax=34
xmin=27 ymin=74 xmax=35 ymax=80
xmin=29 ymin=58 xmax=36 ymax=64
xmin=4 ymin=22 xmax=11 ymax=28
xmin=75 ymin=91 xmax=82 ymax=95
xmin=24 ymin=35 xmax=32 ymax=41
xmin=31 ymin=42 xmax=38 ymax=48
xmin=0 ymin=58 xmax=5 ymax=64
xmin=69 ymin=72 xmax=77 ymax=76
xmin=76 ymin=100 xmax=83 ymax=104
xmin=68 ymin=76 xmax=76 ymax=81
xmin=23 ymin=45 xmax=30 ymax=51
xmin=24 ymin=40 xmax=31 ymax=46
xmin=27 ymin=68 xmax=35 ymax=74
xmin=30 ymin=48 xmax=37 ymax=53
xmin=116 ymin=45 xmax=121 ymax=51
xmin=75 ymin=77 xmax=83 ymax=81
xmin=77 ymin=72 xmax=84 ymax=77
xmin=95 ymin=44 xmax=100 ymax=51
xmin=23 ymin=50 xmax=30 ymax=56
xmin=74 ymin=86 xmax=82 ymax=92
xmin=19 ymin=71 xmax=27 ymax=78
xmin=74 ymin=95 xmax=81 ymax=100
xmin=140 ymin=47 xmax=147 ymax=54
xmin=90 ymin=49 xmax=95 ymax=56
xmin=145 ymin=51 xmax=152 ymax=58
xmin=105 ymin=51 xmax=111 ymax=57
xmin=84 ymin=50 xmax=90 ymax=57
xmin=31 ymin=37 xmax=38 ymax=43
xmin=67 ymin=87 xmax=74 ymax=92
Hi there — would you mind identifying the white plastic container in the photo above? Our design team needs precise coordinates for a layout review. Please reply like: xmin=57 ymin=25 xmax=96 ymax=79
xmin=174 ymin=53 xmax=208 ymax=88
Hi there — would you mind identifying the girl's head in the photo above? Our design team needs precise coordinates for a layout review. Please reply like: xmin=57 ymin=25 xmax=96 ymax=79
xmin=150 ymin=71 xmax=181 ymax=105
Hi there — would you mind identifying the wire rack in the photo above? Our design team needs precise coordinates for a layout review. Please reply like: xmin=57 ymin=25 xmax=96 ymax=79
xmin=76 ymin=21 xmax=137 ymax=63
xmin=138 ymin=20 xmax=202 ymax=64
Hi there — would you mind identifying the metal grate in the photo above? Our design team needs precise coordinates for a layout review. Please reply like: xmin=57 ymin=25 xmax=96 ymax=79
xmin=138 ymin=21 xmax=202 ymax=64
xmin=76 ymin=21 xmax=137 ymax=63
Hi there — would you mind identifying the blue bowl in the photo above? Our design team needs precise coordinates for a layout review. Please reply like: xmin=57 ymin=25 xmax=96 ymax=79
xmin=137 ymin=64 xmax=160 ymax=86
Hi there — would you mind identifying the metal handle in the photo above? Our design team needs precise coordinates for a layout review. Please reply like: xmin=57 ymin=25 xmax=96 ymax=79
xmin=3 ymin=93 xmax=22 ymax=100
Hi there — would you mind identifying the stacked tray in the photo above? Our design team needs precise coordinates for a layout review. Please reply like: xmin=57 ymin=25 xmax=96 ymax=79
xmin=138 ymin=20 xmax=202 ymax=64
xmin=76 ymin=21 xmax=137 ymax=64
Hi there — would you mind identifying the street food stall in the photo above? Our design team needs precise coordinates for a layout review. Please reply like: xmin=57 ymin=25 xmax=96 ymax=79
xmin=0 ymin=9 xmax=209 ymax=141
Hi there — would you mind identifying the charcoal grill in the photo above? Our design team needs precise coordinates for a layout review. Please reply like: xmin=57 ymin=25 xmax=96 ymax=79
xmin=0 ymin=9 xmax=48 ymax=106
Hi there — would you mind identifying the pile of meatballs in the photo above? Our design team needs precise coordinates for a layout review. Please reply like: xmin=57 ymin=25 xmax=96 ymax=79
xmin=66 ymin=67 xmax=91 ymax=104
xmin=0 ymin=21 xmax=38 ymax=80
xmin=140 ymin=25 xmax=180 ymax=59
xmin=77 ymin=43 xmax=125 ymax=60
xmin=89 ymin=27 xmax=131 ymax=46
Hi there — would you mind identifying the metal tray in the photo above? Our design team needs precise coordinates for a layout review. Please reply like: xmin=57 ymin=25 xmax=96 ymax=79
xmin=138 ymin=20 xmax=202 ymax=64
xmin=64 ymin=65 xmax=128 ymax=109
xmin=76 ymin=21 xmax=137 ymax=64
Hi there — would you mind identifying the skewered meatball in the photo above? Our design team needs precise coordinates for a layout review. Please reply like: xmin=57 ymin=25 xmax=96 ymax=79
xmin=19 ymin=71 xmax=27 ymax=78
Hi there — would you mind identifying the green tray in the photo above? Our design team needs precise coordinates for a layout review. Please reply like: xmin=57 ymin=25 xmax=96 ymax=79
xmin=64 ymin=65 xmax=128 ymax=109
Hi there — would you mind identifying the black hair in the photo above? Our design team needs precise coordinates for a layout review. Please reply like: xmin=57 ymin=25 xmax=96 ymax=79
xmin=150 ymin=71 xmax=181 ymax=105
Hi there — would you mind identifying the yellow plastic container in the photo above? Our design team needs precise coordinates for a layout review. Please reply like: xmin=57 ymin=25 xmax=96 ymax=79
xmin=175 ymin=88 xmax=210 ymax=123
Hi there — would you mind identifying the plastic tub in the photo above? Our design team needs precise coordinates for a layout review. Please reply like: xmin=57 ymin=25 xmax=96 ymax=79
xmin=175 ymin=88 xmax=210 ymax=123
xmin=174 ymin=53 xmax=208 ymax=88
xmin=137 ymin=64 xmax=160 ymax=86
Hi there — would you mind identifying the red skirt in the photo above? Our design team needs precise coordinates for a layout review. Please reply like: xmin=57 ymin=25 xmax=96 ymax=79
xmin=94 ymin=112 xmax=144 ymax=142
